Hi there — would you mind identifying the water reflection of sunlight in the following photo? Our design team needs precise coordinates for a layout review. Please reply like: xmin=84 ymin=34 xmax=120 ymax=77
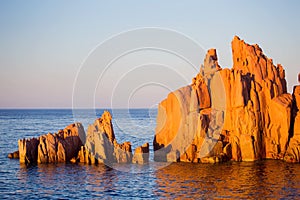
xmin=154 ymin=161 xmax=300 ymax=199
xmin=14 ymin=160 xmax=300 ymax=198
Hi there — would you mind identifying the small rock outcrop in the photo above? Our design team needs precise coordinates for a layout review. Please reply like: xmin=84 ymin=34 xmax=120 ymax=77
xmin=8 ymin=150 xmax=19 ymax=159
xmin=153 ymin=36 xmax=297 ymax=163
xmin=78 ymin=111 xmax=133 ymax=164
xmin=132 ymin=143 xmax=150 ymax=164
xmin=17 ymin=123 xmax=84 ymax=164
xmin=10 ymin=111 xmax=149 ymax=165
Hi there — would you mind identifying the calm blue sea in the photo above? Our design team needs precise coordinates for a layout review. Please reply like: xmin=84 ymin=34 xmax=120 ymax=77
xmin=0 ymin=109 xmax=300 ymax=199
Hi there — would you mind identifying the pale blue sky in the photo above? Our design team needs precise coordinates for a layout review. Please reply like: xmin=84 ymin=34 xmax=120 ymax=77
xmin=0 ymin=1 xmax=299 ymax=108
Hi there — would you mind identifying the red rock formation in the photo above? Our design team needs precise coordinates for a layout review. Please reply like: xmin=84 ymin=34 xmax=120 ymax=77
xmin=13 ymin=111 xmax=141 ymax=165
xmin=83 ymin=111 xmax=133 ymax=164
xmin=154 ymin=36 xmax=295 ymax=163
xmin=284 ymin=85 xmax=300 ymax=162
xmin=18 ymin=123 xmax=84 ymax=164
xmin=114 ymin=141 xmax=132 ymax=163
xmin=132 ymin=142 xmax=149 ymax=164
xmin=18 ymin=138 xmax=39 ymax=164
xmin=37 ymin=123 xmax=85 ymax=163
xmin=154 ymin=46 xmax=225 ymax=162
xmin=7 ymin=150 xmax=19 ymax=159
xmin=11 ymin=36 xmax=298 ymax=165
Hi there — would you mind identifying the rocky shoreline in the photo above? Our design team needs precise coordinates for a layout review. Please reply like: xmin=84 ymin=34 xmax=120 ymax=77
xmin=9 ymin=36 xmax=300 ymax=165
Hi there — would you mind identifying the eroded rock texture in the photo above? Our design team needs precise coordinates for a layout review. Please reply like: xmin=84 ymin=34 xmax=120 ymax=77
xmin=284 ymin=86 xmax=300 ymax=162
xmin=79 ymin=111 xmax=133 ymax=164
xmin=154 ymin=36 xmax=296 ymax=163
xmin=18 ymin=123 xmax=84 ymax=164
xmin=132 ymin=142 xmax=150 ymax=164
xmin=13 ymin=111 xmax=140 ymax=165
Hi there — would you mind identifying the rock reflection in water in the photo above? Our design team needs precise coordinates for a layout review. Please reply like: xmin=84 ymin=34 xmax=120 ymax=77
xmin=16 ymin=163 xmax=117 ymax=198
xmin=154 ymin=161 xmax=300 ymax=199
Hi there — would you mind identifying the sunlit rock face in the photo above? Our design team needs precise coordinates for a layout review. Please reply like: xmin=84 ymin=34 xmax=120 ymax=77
xmin=132 ymin=142 xmax=149 ymax=164
xmin=12 ymin=36 xmax=300 ymax=165
xmin=153 ymin=48 xmax=225 ymax=163
xmin=284 ymin=85 xmax=300 ymax=162
xmin=14 ymin=110 xmax=141 ymax=165
xmin=81 ymin=111 xmax=133 ymax=164
xmin=153 ymin=36 xmax=296 ymax=163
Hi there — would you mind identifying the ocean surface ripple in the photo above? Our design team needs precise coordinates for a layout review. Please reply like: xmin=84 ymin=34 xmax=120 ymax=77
xmin=0 ymin=109 xmax=300 ymax=199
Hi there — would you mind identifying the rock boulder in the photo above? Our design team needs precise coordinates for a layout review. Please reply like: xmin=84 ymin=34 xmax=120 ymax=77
xmin=17 ymin=123 xmax=84 ymax=164
xmin=132 ymin=143 xmax=150 ymax=164
xmin=83 ymin=111 xmax=133 ymax=164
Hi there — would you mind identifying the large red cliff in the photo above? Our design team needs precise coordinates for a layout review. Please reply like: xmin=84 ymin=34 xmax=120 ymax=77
xmin=153 ymin=36 xmax=299 ymax=163
xmin=10 ymin=36 xmax=300 ymax=165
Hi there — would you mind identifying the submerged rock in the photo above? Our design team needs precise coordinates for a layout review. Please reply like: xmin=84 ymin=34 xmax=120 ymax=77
xmin=153 ymin=36 xmax=297 ymax=163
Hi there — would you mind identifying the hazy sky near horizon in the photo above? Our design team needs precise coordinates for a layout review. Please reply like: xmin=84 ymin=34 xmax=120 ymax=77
xmin=0 ymin=1 xmax=299 ymax=108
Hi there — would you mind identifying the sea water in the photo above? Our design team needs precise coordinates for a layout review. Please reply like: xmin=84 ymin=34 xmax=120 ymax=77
xmin=0 ymin=109 xmax=300 ymax=199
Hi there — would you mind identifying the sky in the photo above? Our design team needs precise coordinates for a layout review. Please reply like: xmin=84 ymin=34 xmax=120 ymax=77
xmin=0 ymin=1 xmax=299 ymax=108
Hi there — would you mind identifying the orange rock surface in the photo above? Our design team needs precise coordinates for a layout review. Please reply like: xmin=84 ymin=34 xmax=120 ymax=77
xmin=12 ymin=36 xmax=299 ymax=165
xmin=7 ymin=150 xmax=19 ymax=159
xmin=82 ymin=111 xmax=133 ymax=164
xmin=132 ymin=142 xmax=149 ymax=164
xmin=18 ymin=123 xmax=84 ymax=164
xmin=13 ymin=111 xmax=141 ymax=165
xmin=284 ymin=85 xmax=300 ymax=162
xmin=153 ymin=36 xmax=297 ymax=163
